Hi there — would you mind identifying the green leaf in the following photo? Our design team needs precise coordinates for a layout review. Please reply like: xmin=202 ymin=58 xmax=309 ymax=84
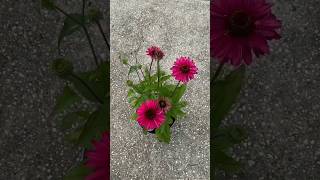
xmin=213 ymin=126 xmax=246 ymax=151
xmin=128 ymin=65 xmax=142 ymax=76
xmin=78 ymin=103 xmax=108 ymax=148
xmin=160 ymin=75 xmax=171 ymax=83
xmin=67 ymin=65 xmax=107 ymax=103
xmin=53 ymin=86 xmax=81 ymax=114
xmin=41 ymin=0 xmax=55 ymax=10
xmin=213 ymin=150 xmax=242 ymax=173
xmin=64 ymin=164 xmax=91 ymax=180
xmin=60 ymin=111 xmax=90 ymax=130
xmin=122 ymin=58 xmax=129 ymax=65
xmin=155 ymin=121 xmax=171 ymax=143
xmin=172 ymin=84 xmax=187 ymax=103
xmin=58 ymin=14 xmax=90 ymax=49
xmin=65 ymin=127 xmax=83 ymax=144
xmin=212 ymin=66 xmax=246 ymax=128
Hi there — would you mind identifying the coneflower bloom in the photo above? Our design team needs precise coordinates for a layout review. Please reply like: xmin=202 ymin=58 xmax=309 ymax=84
xmin=171 ymin=57 xmax=198 ymax=83
xmin=137 ymin=100 xmax=165 ymax=130
xmin=85 ymin=132 xmax=109 ymax=180
xmin=210 ymin=0 xmax=281 ymax=66
xmin=146 ymin=46 xmax=165 ymax=61
xmin=157 ymin=97 xmax=172 ymax=113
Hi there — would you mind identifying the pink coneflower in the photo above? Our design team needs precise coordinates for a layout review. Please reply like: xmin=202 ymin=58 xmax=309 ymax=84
xmin=157 ymin=97 xmax=172 ymax=113
xmin=146 ymin=46 xmax=165 ymax=61
xmin=137 ymin=100 xmax=165 ymax=130
xmin=171 ymin=57 xmax=198 ymax=83
xmin=85 ymin=132 xmax=109 ymax=180
xmin=210 ymin=0 xmax=281 ymax=66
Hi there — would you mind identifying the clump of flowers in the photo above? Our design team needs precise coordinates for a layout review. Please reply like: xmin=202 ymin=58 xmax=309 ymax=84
xmin=123 ymin=46 xmax=197 ymax=143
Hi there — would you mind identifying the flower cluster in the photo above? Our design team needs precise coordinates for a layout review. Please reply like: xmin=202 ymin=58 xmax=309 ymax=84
xmin=125 ymin=46 xmax=198 ymax=142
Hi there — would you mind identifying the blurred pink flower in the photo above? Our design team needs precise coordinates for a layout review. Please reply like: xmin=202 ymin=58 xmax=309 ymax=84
xmin=211 ymin=0 xmax=281 ymax=66
xmin=85 ymin=132 xmax=109 ymax=180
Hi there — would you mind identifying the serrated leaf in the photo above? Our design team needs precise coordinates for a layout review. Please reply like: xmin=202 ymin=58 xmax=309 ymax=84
xmin=172 ymin=84 xmax=186 ymax=103
xmin=60 ymin=111 xmax=90 ymax=130
xmin=155 ymin=122 xmax=171 ymax=143
xmin=65 ymin=127 xmax=83 ymax=144
xmin=58 ymin=14 xmax=90 ymax=49
xmin=128 ymin=64 xmax=142 ymax=76
xmin=67 ymin=63 xmax=108 ymax=103
xmin=53 ymin=86 xmax=81 ymax=114
xmin=212 ymin=65 xmax=246 ymax=128
xmin=41 ymin=0 xmax=55 ymax=10
xmin=214 ymin=150 xmax=242 ymax=173
xmin=64 ymin=164 xmax=91 ymax=180
xmin=77 ymin=103 xmax=108 ymax=148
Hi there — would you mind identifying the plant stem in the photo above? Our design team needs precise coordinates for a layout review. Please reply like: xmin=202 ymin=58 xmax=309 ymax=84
xmin=134 ymin=55 xmax=144 ymax=79
xmin=157 ymin=60 xmax=160 ymax=88
xmin=170 ymin=81 xmax=180 ymax=97
xmin=212 ymin=62 xmax=225 ymax=82
xmin=136 ymin=71 xmax=142 ymax=82
xmin=82 ymin=0 xmax=86 ymax=17
xmin=95 ymin=21 xmax=110 ymax=50
xmin=70 ymin=73 xmax=103 ymax=104
xmin=149 ymin=59 xmax=154 ymax=77
xmin=55 ymin=6 xmax=100 ymax=67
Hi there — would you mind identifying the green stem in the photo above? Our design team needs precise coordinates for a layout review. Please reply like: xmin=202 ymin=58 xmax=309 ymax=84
xmin=149 ymin=59 xmax=154 ymax=77
xmin=157 ymin=60 xmax=160 ymax=88
xmin=136 ymin=71 xmax=142 ymax=82
xmin=82 ymin=0 xmax=86 ymax=17
xmin=70 ymin=73 xmax=103 ymax=104
xmin=170 ymin=81 xmax=180 ymax=97
xmin=212 ymin=62 xmax=225 ymax=82
xmin=95 ymin=21 xmax=110 ymax=50
xmin=55 ymin=6 xmax=100 ymax=67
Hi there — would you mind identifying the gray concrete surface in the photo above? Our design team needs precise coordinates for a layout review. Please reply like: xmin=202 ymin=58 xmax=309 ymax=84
xmin=0 ymin=0 xmax=108 ymax=179
xmin=110 ymin=0 xmax=210 ymax=179
xmin=215 ymin=0 xmax=320 ymax=179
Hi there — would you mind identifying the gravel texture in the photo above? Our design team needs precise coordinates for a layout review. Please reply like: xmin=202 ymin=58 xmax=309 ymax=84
xmin=214 ymin=0 xmax=320 ymax=179
xmin=0 ymin=0 xmax=108 ymax=179
xmin=110 ymin=0 xmax=210 ymax=179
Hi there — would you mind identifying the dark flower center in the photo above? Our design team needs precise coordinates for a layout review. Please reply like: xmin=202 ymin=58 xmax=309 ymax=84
xmin=180 ymin=65 xmax=190 ymax=73
xmin=145 ymin=109 xmax=156 ymax=120
xmin=228 ymin=11 xmax=254 ymax=37
xmin=159 ymin=100 xmax=167 ymax=108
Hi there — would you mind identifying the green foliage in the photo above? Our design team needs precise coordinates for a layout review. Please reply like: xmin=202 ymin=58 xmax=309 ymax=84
xmin=212 ymin=65 xmax=246 ymax=128
xmin=78 ymin=103 xmax=108 ymax=148
xmin=58 ymin=13 xmax=90 ymax=49
xmin=211 ymin=66 xmax=247 ymax=178
xmin=64 ymin=164 xmax=91 ymax=180
xmin=53 ymin=86 xmax=81 ymax=114
xmin=156 ymin=118 xmax=171 ymax=143
xmin=41 ymin=0 xmax=55 ymax=10
xmin=66 ymin=62 xmax=108 ymax=103
xmin=43 ymin=1 xmax=109 ymax=179
xmin=128 ymin=64 xmax=142 ymax=76
xmin=212 ymin=126 xmax=247 ymax=177
xmin=88 ymin=8 xmax=103 ymax=22
xmin=125 ymin=60 xmax=189 ymax=143
xmin=52 ymin=58 xmax=74 ymax=78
